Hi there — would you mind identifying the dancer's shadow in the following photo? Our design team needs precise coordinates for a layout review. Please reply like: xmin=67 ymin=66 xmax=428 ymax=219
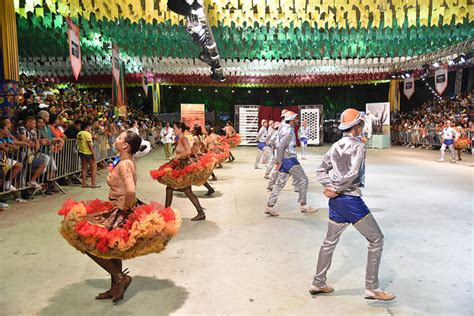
xmin=173 ymin=191 xmax=223 ymax=198
xmin=174 ymin=219 xmax=221 ymax=241
xmin=39 ymin=276 xmax=188 ymax=316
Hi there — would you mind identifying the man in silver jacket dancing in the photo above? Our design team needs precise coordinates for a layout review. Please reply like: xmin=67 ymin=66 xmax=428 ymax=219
xmin=309 ymin=108 xmax=395 ymax=301
xmin=265 ymin=111 xmax=316 ymax=216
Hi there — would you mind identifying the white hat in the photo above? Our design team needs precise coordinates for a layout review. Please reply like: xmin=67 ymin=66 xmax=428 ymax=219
xmin=261 ymin=119 xmax=267 ymax=124
xmin=274 ymin=121 xmax=281 ymax=128
xmin=284 ymin=111 xmax=298 ymax=121
xmin=39 ymin=103 xmax=49 ymax=109
xmin=280 ymin=109 xmax=288 ymax=117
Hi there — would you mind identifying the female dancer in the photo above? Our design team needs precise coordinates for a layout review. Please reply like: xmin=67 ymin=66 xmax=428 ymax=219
xmin=59 ymin=131 xmax=181 ymax=302
xmin=204 ymin=127 xmax=222 ymax=176
xmin=223 ymin=121 xmax=236 ymax=162
xmin=299 ymin=121 xmax=309 ymax=159
xmin=164 ymin=122 xmax=207 ymax=221
xmin=192 ymin=126 xmax=215 ymax=195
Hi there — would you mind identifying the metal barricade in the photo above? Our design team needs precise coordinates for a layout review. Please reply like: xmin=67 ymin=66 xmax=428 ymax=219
xmin=0 ymin=130 xmax=150 ymax=197
xmin=391 ymin=128 xmax=472 ymax=152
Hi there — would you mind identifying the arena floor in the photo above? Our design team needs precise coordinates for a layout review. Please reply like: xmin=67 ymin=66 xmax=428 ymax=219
xmin=0 ymin=146 xmax=472 ymax=315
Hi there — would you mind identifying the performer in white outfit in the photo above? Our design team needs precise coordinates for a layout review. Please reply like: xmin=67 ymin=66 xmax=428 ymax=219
xmin=363 ymin=111 xmax=378 ymax=139
xmin=160 ymin=122 xmax=175 ymax=160
xmin=438 ymin=120 xmax=457 ymax=163
xmin=265 ymin=111 xmax=316 ymax=216
xmin=255 ymin=119 xmax=269 ymax=169
xmin=298 ymin=121 xmax=309 ymax=159
xmin=309 ymin=108 xmax=395 ymax=301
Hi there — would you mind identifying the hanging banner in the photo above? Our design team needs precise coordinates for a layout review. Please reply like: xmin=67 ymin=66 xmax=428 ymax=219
xmin=181 ymin=104 xmax=205 ymax=128
xmin=142 ymin=72 xmax=149 ymax=97
xmin=112 ymin=53 xmax=127 ymax=119
xmin=152 ymin=81 xmax=160 ymax=114
xmin=435 ymin=64 xmax=448 ymax=95
xmin=112 ymin=44 xmax=121 ymax=87
xmin=66 ymin=17 xmax=81 ymax=80
xmin=403 ymin=77 xmax=415 ymax=100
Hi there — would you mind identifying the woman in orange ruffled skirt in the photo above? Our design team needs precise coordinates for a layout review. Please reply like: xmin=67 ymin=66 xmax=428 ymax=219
xmin=205 ymin=127 xmax=230 ymax=178
xmin=150 ymin=122 xmax=214 ymax=221
xmin=222 ymin=121 xmax=239 ymax=161
xmin=58 ymin=131 xmax=181 ymax=302
xmin=191 ymin=126 xmax=215 ymax=195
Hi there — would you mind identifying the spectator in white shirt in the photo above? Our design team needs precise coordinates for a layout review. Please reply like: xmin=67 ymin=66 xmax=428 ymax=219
xmin=160 ymin=122 xmax=175 ymax=160
xmin=438 ymin=120 xmax=457 ymax=163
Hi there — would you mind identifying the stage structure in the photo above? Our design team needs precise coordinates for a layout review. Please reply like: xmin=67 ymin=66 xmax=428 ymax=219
xmin=235 ymin=105 xmax=324 ymax=146
xmin=235 ymin=105 xmax=259 ymax=146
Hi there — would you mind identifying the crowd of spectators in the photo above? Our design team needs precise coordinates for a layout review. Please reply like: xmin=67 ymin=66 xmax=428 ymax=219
xmin=391 ymin=93 xmax=473 ymax=149
xmin=0 ymin=77 xmax=166 ymax=211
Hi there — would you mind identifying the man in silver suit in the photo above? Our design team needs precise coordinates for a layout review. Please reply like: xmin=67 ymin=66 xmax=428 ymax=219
xmin=309 ymin=108 xmax=395 ymax=301
xmin=265 ymin=111 xmax=316 ymax=216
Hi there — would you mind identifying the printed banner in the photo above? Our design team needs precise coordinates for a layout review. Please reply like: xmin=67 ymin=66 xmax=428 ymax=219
xmin=365 ymin=102 xmax=390 ymax=135
xmin=181 ymin=104 xmax=205 ymax=129
xmin=403 ymin=77 xmax=415 ymax=100
xmin=66 ymin=17 xmax=81 ymax=80
xmin=435 ymin=64 xmax=448 ymax=95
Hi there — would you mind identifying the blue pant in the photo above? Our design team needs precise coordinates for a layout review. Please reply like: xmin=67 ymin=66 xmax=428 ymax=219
xmin=257 ymin=141 xmax=267 ymax=150
xmin=329 ymin=195 xmax=370 ymax=224
xmin=300 ymin=137 xmax=308 ymax=145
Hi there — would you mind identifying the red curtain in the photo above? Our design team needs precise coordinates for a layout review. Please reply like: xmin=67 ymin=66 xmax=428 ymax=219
xmin=257 ymin=105 xmax=300 ymax=146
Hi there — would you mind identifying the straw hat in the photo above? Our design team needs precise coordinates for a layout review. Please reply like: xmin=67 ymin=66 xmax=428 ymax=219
xmin=338 ymin=108 xmax=365 ymax=130
xmin=280 ymin=109 xmax=288 ymax=117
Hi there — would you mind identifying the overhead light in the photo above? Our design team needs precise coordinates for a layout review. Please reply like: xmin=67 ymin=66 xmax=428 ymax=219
xmin=285 ymin=89 xmax=289 ymax=93
xmin=183 ymin=87 xmax=186 ymax=90
xmin=266 ymin=90 xmax=269 ymax=93
xmin=279 ymin=101 xmax=282 ymax=104
xmin=405 ymin=73 xmax=410 ymax=78
xmin=168 ymin=86 xmax=171 ymax=89
xmin=432 ymin=62 xmax=440 ymax=68
xmin=198 ymin=88 xmax=202 ymax=92
xmin=214 ymin=89 xmax=218 ymax=93
xmin=138 ymin=93 xmax=141 ymax=97
xmin=350 ymin=85 xmax=354 ymax=88
xmin=448 ymin=60 xmax=455 ymax=66
xmin=401 ymin=74 xmax=406 ymax=79
xmin=231 ymin=90 xmax=235 ymax=93
xmin=391 ymin=74 xmax=396 ymax=78
xmin=460 ymin=56 xmax=466 ymax=63
xmin=328 ymin=87 xmax=331 ymax=90
xmin=248 ymin=90 xmax=251 ymax=93
xmin=422 ymin=78 xmax=425 ymax=81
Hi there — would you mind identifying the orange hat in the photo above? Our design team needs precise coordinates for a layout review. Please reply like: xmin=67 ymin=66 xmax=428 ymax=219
xmin=280 ymin=109 xmax=288 ymax=117
xmin=268 ymin=120 xmax=274 ymax=125
xmin=261 ymin=119 xmax=267 ymax=124
xmin=338 ymin=108 xmax=365 ymax=130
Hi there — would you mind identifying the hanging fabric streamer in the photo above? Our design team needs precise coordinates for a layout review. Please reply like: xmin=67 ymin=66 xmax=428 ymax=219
xmin=435 ymin=64 xmax=448 ymax=95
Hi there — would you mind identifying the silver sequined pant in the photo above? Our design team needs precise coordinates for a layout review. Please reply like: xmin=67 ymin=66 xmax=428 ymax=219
xmin=312 ymin=214 xmax=384 ymax=290
xmin=267 ymin=164 xmax=308 ymax=206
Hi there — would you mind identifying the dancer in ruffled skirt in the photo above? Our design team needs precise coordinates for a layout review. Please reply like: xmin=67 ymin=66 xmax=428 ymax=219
xmin=150 ymin=122 xmax=215 ymax=221
xmin=58 ymin=131 xmax=181 ymax=302
xmin=223 ymin=121 xmax=239 ymax=161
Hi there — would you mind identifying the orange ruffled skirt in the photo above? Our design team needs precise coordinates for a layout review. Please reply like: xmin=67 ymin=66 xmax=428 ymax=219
xmin=58 ymin=199 xmax=181 ymax=260
xmin=150 ymin=152 xmax=217 ymax=189
xmin=220 ymin=134 xmax=241 ymax=148
xmin=210 ymin=143 xmax=230 ymax=164
xmin=454 ymin=137 xmax=471 ymax=150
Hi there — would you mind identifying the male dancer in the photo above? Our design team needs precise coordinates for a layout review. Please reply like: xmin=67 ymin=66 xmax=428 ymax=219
xmin=264 ymin=121 xmax=280 ymax=180
xmin=255 ymin=119 xmax=269 ymax=169
xmin=262 ymin=120 xmax=275 ymax=165
xmin=298 ymin=121 xmax=309 ymax=159
xmin=265 ymin=111 xmax=316 ymax=216
xmin=438 ymin=120 xmax=457 ymax=163
xmin=309 ymin=108 xmax=395 ymax=301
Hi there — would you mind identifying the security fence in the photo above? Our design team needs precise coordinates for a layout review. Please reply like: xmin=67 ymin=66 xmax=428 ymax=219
xmin=391 ymin=129 xmax=472 ymax=152
xmin=0 ymin=134 xmax=119 ymax=198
